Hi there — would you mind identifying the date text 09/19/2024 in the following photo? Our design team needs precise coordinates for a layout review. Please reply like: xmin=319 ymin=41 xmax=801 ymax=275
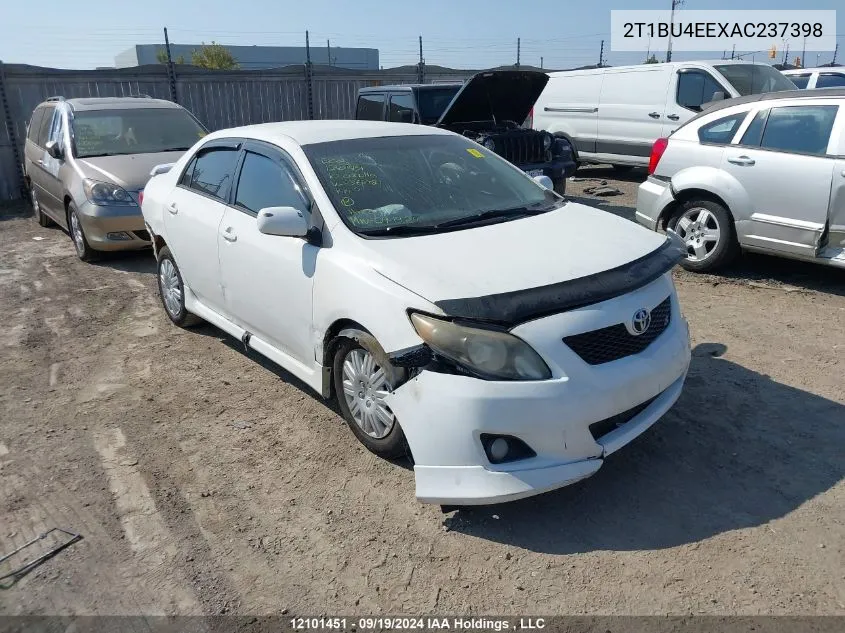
xmin=290 ymin=617 xmax=548 ymax=630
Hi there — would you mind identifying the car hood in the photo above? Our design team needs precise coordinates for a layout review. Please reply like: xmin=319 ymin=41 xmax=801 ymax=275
xmin=436 ymin=70 xmax=549 ymax=128
xmin=363 ymin=202 xmax=668 ymax=308
xmin=75 ymin=151 xmax=187 ymax=191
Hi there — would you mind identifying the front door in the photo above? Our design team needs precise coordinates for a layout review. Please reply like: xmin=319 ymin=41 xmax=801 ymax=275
xmin=828 ymin=158 xmax=845 ymax=251
xmin=217 ymin=142 xmax=318 ymax=367
xmin=721 ymin=103 xmax=838 ymax=257
xmin=163 ymin=141 xmax=240 ymax=313
xmin=663 ymin=68 xmax=731 ymax=137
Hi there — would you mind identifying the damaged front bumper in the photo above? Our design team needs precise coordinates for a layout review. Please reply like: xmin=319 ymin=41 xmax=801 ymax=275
xmin=516 ymin=155 xmax=577 ymax=182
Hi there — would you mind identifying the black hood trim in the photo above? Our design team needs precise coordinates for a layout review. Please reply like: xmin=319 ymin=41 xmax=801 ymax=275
xmin=433 ymin=237 xmax=685 ymax=327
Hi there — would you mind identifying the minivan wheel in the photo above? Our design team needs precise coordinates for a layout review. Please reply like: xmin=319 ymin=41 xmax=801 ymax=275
xmin=332 ymin=333 xmax=409 ymax=459
xmin=68 ymin=203 xmax=98 ymax=262
xmin=31 ymin=189 xmax=53 ymax=227
xmin=668 ymin=199 xmax=739 ymax=272
xmin=156 ymin=246 xmax=201 ymax=327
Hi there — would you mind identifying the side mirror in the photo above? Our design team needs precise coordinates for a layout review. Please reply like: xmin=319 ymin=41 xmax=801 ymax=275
xmin=150 ymin=163 xmax=175 ymax=177
xmin=532 ymin=174 xmax=554 ymax=190
xmin=45 ymin=140 xmax=63 ymax=160
xmin=710 ymin=91 xmax=726 ymax=102
xmin=256 ymin=206 xmax=309 ymax=238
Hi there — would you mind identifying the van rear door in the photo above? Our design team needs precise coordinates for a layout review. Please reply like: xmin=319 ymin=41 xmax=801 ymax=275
xmin=594 ymin=65 xmax=672 ymax=165
xmin=533 ymin=71 xmax=602 ymax=157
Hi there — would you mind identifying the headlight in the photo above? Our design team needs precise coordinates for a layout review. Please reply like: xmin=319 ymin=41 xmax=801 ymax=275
xmin=543 ymin=133 xmax=553 ymax=150
xmin=83 ymin=179 xmax=136 ymax=206
xmin=483 ymin=138 xmax=496 ymax=151
xmin=410 ymin=313 xmax=551 ymax=381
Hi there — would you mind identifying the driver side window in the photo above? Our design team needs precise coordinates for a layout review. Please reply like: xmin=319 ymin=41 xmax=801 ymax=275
xmin=677 ymin=71 xmax=726 ymax=111
xmin=234 ymin=151 xmax=308 ymax=214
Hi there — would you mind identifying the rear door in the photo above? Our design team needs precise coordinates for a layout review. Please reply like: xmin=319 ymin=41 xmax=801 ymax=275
xmin=722 ymin=102 xmax=839 ymax=257
xmin=595 ymin=66 xmax=672 ymax=164
xmin=664 ymin=67 xmax=732 ymax=137
xmin=28 ymin=104 xmax=56 ymax=208
xmin=163 ymin=140 xmax=240 ymax=314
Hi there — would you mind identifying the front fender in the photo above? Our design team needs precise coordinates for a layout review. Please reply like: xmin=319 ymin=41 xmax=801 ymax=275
xmin=668 ymin=165 xmax=751 ymax=223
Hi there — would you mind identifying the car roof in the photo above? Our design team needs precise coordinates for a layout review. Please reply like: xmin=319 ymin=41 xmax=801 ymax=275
xmin=682 ymin=88 xmax=845 ymax=128
xmin=47 ymin=97 xmax=183 ymax=111
xmin=202 ymin=120 xmax=455 ymax=146
xmin=783 ymin=67 xmax=845 ymax=74
xmin=358 ymin=83 xmax=462 ymax=92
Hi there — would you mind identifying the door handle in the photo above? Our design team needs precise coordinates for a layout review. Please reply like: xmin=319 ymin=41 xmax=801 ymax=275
xmin=648 ymin=112 xmax=661 ymax=119
xmin=167 ymin=202 xmax=178 ymax=215
xmin=667 ymin=114 xmax=680 ymax=121
xmin=37 ymin=159 xmax=44 ymax=166
xmin=221 ymin=228 xmax=237 ymax=242
xmin=727 ymin=156 xmax=756 ymax=166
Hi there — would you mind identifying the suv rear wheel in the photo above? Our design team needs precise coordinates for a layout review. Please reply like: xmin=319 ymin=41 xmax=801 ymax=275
xmin=668 ymin=199 xmax=739 ymax=272
xmin=31 ymin=189 xmax=53 ymax=227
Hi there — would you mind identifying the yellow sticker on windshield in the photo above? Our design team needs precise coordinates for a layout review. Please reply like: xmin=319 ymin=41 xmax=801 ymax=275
xmin=466 ymin=148 xmax=484 ymax=158
xmin=198 ymin=131 xmax=208 ymax=138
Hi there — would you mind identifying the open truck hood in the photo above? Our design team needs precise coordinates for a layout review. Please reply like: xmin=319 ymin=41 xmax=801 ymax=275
xmin=436 ymin=70 xmax=549 ymax=128
xmin=363 ymin=202 xmax=677 ymax=323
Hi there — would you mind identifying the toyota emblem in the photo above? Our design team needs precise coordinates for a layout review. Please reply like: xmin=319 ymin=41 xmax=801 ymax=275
xmin=630 ymin=308 xmax=651 ymax=336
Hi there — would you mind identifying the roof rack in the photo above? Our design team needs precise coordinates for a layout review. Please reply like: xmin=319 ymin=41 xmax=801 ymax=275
xmin=45 ymin=96 xmax=65 ymax=102
xmin=127 ymin=93 xmax=153 ymax=99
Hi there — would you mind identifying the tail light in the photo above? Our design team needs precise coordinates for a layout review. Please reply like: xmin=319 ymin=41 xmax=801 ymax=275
xmin=648 ymin=138 xmax=669 ymax=175
xmin=138 ymin=190 xmax=144 ymax=206
xmin=524 ymin=107 xmax=534 ymax=129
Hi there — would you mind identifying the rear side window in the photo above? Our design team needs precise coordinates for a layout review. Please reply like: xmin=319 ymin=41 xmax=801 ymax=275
xmin=186 ymin=148 xmax=239 ymax=201
xmin=758 ymin=105 xmax=838 ymax=156
xmin=28 ymin=107 xmax=45 ymax=142
xmin=739 ymin=109 xmax=768 ymax=146
xmin=387 ymin=93 xmax=415 ymax=123
xmin=234 ymin=151 xmax=307 ymax=213
xmin=816 ymin=73 xmax=845 ymax=89
xmin=356 ymin=94 xmax=385 ymax=120
xmin=697 ymin=113 xmax=747 ymax=145
xmin=788 ymin=74 xmax=811 ymax=89
xmin=677 ymin=71 xmax=727 ymax=111
xmin=36 ymin=106 xmax=56 ymax=147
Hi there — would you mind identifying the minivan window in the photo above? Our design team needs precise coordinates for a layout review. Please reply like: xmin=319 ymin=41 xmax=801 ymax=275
xmin=37 ymin=106 xmax=56 ymax=148
xmin=356 ymin=94 xmax=385 ymax=121
xmin=677 ymin=70 xmax=728 ymax=111
xmin=388 ymin=93 xmax=415 ymax=123
xmin=816 ymin=73 xmax=845 ymax=89
xmin=698 ymin=113 xmax=747 ymax=144
xmin=235 ymin=151 xmax=306 ymax=213
xmin=49 ymin=110 xmax=66 ymax=152
xmin=304 ymin=134 xmax=559 ymax=236
xmin=415 ymin=86 xmax=461 ymax=124
xmin=758 ymin=105 xmax=837 ymax=156
xmin=71 ymin=108 xmax=207 ymax=158
xmin=28 ymin=107 xmax=45 ymax=142
xmin=714 ymin=64 xmax=796 ymax=96
xmin=788 ymin=74 xmax=811 ymax=89
xmin=186 ymin=148 xmax=239 ymax=201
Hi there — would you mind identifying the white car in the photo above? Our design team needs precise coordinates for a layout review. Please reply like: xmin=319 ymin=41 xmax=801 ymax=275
xmin=636 ymin=89 xmax=845 ymax=272
xmin=783 ymin=67 xmax=845 ymax=90
xmin=141 ymin=120 xmax=691 ymax=505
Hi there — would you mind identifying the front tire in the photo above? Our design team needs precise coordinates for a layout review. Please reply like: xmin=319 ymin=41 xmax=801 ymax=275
xmin=668 ymin=199 xmax=739 ymax=272
xmin=156 ymin=246 xmax=201 ymax=327
xmin=332 ymin=332 xmax=409 ymax=459
xmin=68 ymin=203 xmax=98 ymax=262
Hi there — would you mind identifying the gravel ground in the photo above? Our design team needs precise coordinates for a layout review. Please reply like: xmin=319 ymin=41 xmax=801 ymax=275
xmin=1 ymin=169 xmax=843 ymax=617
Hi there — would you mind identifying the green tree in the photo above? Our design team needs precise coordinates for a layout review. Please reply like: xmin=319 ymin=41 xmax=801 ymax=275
xmin=155 ymin=48 xmax=185 ymax=64
xmin=644 ymin=54 xmax=659 ymax=64
xmin=191 ymin=42 xmax=239 ymax=70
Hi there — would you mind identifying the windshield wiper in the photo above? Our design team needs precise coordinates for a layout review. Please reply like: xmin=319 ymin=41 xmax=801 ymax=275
xmin=434 ymin=204 xmax=555 ymax=229
xmin=357 ymin=224 xmax=442 ymax=237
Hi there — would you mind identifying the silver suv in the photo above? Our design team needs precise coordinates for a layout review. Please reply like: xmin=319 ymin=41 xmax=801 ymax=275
xmin=24 ymin=96 xmax=207 ymax=261
xmin=636 ymin=88 xmax=845 ymax=272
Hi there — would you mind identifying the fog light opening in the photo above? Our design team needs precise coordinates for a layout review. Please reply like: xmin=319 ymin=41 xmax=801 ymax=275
xmin=106 ymin=231 xmax=133 ymax=241
xmin=480 ymin=433 xmax=536 ymax=464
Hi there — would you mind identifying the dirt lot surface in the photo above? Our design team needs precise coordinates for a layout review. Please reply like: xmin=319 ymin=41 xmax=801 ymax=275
xmin=1 ymin=167 xmax=844 ymax=616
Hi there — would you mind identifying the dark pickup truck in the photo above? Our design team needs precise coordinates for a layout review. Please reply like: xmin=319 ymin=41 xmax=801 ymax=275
xmin=355 ymin=70 xmax=577 ymax=193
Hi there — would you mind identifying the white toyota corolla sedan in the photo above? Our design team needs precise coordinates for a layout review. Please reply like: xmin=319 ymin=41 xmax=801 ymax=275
xmin=141 ymin=120 xmax=691 ymax=505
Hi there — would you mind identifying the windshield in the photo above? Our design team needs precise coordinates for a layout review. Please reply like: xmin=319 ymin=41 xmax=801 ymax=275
xmin=714 ymin=64 xmax=796 ymax=96
xmin=415 ymin=87 xmax=461 ymax=124
xmin=304 ymin=134 xmax=560 ymax=236
xmin=72 ymin=108 xmax=207 ymax=158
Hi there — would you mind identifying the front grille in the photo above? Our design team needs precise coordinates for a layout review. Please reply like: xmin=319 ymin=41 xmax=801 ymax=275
xmin=588 ymin=395 xmax=659 ymax=441
xmin=498 ymin=133 xmax=545 ymax=165
xmin=563 ymin=296 xmax=672 ymax=365
xmin=133 ymin=229 xmax=151 ymax=241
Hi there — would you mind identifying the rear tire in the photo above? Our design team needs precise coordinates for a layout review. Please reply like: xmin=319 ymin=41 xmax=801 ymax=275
xmin=332 ymin=331 xmax=409 ymax=459
xmin=668 ymin=199 xmax=739 ymax=273
xmin=156 ymin=246 xmax=201 ymax=327
xmin=31 ymin=189 xmax=53 ymax=227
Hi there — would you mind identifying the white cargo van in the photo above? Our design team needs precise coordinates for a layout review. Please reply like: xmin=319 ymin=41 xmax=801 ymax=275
xmin=533 ymin=60 xmax=796 ymax=169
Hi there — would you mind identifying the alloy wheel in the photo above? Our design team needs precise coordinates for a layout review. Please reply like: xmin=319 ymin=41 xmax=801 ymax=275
xmin=676 ymin=207 xmax=721 ymax=262
xmin=341 ymin=348 xmax=395 ymax=439
xmin=159 ymin=258 xmax=182 ymax=318
xmin=70 ymin=210 xmax=86 ymax=257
